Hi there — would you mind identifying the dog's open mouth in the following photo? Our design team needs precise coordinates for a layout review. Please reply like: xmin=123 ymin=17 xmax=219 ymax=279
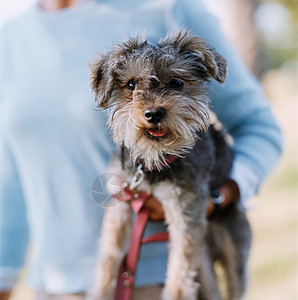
xmin=146 ymin=128 xmax=169 ymax=140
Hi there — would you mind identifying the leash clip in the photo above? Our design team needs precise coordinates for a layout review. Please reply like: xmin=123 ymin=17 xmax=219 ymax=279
xmin=129 ymin=164 xmax=145 ymax=190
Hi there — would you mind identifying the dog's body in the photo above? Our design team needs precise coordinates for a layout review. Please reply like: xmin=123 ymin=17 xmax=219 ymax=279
xmin=88 ymin=30 xmax=252 ymax=300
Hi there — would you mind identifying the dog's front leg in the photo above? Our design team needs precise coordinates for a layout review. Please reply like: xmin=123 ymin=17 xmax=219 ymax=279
xmin=87 ymin=202 xmax=133 ymax=300
xmin=154 ymin=183 xmax=208 ymax=300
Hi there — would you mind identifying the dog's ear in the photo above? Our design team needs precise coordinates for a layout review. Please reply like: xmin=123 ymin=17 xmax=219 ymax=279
xmin=89 ymin=54 xmax=114 ymax=109
xmin=160 ymin=29 xmax=227 ymax=84
xmin=89 ymin=36 xmax=148 ymax=109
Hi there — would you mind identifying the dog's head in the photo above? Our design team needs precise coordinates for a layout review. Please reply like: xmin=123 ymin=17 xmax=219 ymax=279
xmin=89 ymin=29 xmax=227 ymax=170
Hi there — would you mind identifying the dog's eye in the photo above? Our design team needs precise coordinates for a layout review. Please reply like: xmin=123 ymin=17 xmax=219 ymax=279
xmin=126 ymin=79 xmax=135 ymax=91
xmin=168 ymin=79 xmax=184 ymax=90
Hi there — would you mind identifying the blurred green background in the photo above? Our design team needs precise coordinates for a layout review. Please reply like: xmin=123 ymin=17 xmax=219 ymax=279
xmin=1 ymin=0 xmax=297 ymax=299
xmin=248 ymin=1 xmax=297 ymax=299
xmin=204 ymin=1 xmax=298 ymax=299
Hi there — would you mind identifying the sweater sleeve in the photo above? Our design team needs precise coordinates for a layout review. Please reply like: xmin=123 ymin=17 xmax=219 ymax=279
xmin=172 ymin=0 xmax=283 ymax=204
xmin=0 ymin=28 xmax=30 ymax=291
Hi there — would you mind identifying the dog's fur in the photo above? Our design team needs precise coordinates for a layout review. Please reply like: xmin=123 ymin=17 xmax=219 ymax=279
xmin=88 ymin=30 xmax=252 ymax=300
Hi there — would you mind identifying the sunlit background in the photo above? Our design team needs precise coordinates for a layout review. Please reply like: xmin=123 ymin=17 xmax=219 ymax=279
xmin=0 ymin=0 xmax=297 ymax=299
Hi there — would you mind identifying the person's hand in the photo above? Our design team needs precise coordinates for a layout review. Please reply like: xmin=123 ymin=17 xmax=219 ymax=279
xmin=143 ymin=196 xmax=165 ymax=221
xmin=0 ymin=291 xmax=11 ymax=300
xmin=207 ymin=179 xmax=240 ymax=217
xmin=143 ymin=179 xmax=239 ymax=220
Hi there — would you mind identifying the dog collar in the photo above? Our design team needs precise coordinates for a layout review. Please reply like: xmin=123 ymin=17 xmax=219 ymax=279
xmin=120 ymin=144 xmax=179 ymax=172
xmin=160 ymin=155 xmax=179 ymax=169
xmin=137 ymin=154 xmax=179 ymax=172
xmin=120 ymin=154 xmax=179 ymax=193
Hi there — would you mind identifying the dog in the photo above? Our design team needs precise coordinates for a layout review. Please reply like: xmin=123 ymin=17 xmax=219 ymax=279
xmin=87 ymin=30 xmax=252 ymax=300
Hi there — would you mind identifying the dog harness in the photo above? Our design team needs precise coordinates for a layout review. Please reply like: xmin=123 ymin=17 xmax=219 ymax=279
xmin=114 ymin=151 xmax=224 ymax=300
xmin=114 ymin=185 xmax=169 ymax=300
xmin=113 ymin=161 xmax=171 ymax=300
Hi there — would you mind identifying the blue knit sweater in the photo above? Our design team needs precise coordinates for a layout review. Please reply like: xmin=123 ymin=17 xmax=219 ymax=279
xmin=0 ymin=0 xmax=282 ymax=293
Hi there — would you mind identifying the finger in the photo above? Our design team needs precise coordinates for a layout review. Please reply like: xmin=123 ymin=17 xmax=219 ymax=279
xmin=207 ymin=198 xmax=215 ymax=217
xmin=149 ymin=212 xmax=165 ymax=221
xmin=144 ymin=197 xmax=165 ymax=220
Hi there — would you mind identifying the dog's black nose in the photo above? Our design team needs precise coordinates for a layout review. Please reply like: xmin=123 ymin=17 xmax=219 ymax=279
xmin=144 ymin=107 xmax=166 ymax=124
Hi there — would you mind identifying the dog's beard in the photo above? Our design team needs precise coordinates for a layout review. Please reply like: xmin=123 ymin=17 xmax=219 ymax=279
xmin=108 ymin=95 xmax=210 ymax=171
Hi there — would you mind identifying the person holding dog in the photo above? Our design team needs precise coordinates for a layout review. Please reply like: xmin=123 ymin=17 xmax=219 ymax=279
xmin=0 ymin=0 xmax=282 ymax=299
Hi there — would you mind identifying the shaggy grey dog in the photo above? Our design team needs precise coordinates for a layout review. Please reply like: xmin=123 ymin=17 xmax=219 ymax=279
xmin=88 ymin=30 xmax=251 ymax=300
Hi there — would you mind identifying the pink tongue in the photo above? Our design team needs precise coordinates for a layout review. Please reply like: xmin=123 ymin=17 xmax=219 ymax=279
xmin=147 ymin=128 xmax=168 ymax=137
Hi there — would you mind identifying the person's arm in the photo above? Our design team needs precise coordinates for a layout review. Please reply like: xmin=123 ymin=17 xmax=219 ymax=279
xmin=146 ymin=178 xmax=239 ymax=220
xmin=0 ymin=292 xmax=11 ymax=300
xmin=171 ymin=0 xmax=283 ymax=205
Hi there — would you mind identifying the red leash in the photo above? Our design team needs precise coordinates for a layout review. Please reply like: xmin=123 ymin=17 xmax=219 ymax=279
xmin=114 ymin=186 xmax=169 ymax=300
